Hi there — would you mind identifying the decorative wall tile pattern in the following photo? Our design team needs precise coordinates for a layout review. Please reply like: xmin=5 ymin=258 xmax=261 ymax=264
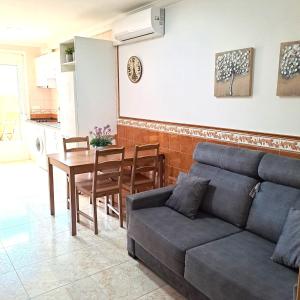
xmin=118 ymin=118 xmax=300 ymax=153
xmin=117 ymin=118 xmax=300 ymax=184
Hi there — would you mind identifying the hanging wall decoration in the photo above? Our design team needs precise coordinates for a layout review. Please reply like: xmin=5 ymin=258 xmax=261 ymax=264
xmin=127 ymin=56 xmax=143 ymax=83
xmin=214 ymin=47 xmax=254 ymax=97
xmin=277 ymin=41 xmax=300 ymax=96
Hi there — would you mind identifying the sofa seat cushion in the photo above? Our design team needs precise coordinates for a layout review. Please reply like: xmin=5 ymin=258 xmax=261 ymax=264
xmin=128 ymin=206 xmax=240 ymax=275
xmin=185 ymin=231 xmax=297 ymax=300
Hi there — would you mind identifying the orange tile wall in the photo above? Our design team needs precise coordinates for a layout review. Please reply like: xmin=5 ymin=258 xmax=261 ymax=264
xmin=117 ymin=124 xmax=300 ymax=185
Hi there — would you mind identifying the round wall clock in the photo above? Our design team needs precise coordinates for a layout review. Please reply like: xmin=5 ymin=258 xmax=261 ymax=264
xmin=127 ymin=56 xmax=142 ymax=83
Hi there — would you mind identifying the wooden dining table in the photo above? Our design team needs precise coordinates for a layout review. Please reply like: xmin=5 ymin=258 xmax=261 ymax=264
xmin=47 ymin=148 xmax=165 ymax=236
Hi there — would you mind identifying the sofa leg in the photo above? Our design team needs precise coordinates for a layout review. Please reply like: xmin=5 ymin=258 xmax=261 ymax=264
xmin=128 ymin=251 xmax=137 ymax=259
xmin=127 ymin=236 xmax=137 ymax=259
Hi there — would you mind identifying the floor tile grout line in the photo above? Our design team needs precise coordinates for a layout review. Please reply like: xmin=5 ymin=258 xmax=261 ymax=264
xmin=27 ymin=259 xmax=131 ymax=299
xmin=3 ymin=227 xmax=72 ymax=257
xmin=133 ymin=285 xmax=165 ymax=300
xmin=28 ymin=279 xmax=74 ymax=299
xmin=0 ymin=213 xmax=70 ymax=234
xmin=4 ymin=234 xmax=124 ymax=272
xmin=4 ymin=244 xmax=31 ymax=299
xmin=6 ymin=231 xmax=128 ymax=297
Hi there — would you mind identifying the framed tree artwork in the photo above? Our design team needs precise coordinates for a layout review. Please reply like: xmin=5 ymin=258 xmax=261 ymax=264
xmin=214 ymin=47 xmax=254 ymax=97
xmin=277 ymin=41 xmax=300 ymax=96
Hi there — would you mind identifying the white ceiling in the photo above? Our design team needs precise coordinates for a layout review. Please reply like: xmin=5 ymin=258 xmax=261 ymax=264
xmin=0 ymin=0 xmax=157 ymax=48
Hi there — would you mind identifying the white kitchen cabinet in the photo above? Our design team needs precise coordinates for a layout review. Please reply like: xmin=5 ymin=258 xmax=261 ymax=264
xmin=35 ymin=52 xmax=59 ymax=88
xmin=44 ymin=125 xmax=63 ymax=155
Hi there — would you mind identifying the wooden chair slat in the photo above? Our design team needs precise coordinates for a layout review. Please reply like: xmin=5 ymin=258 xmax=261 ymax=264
xmin=135 ymin=143 xmax=159 ymax=152
xmin=97 ymin=171 xmax=121 ymax=181
xmin=95 ymin=160 xmax=123 ymax=171
xmin=95 ymin=147 xmax=124 ymax=156
xmin=67 ymin=147 xmax=90 ymax=152
xmin=136 ymin=166 xmax=157 ymax=173
xmin=64 ymin=137 xmax=90 ymax=144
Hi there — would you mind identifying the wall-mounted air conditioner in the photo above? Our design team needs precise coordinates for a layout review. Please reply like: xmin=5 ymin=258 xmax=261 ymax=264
xmin=112 ymin=7 xmax=165 ymax=45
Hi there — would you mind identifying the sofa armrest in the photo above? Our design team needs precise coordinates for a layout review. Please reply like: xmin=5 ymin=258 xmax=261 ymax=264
xmin=126 ymin=185 xmax=174 ymax=214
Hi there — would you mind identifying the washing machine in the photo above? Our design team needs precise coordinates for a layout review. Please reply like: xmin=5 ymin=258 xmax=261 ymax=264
xmin=34 ymin=127 xmax=47 ymax=169
xmin=24 ymin=121 xmax=47 ymax=169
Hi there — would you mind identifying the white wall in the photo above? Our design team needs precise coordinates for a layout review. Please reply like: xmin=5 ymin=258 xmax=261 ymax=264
xmin=119 ymin=0 xmax=300 ymax=136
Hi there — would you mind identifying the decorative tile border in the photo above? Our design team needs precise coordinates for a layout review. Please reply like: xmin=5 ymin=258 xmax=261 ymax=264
xmin=118 ymin=118 xmax=300 ymax=153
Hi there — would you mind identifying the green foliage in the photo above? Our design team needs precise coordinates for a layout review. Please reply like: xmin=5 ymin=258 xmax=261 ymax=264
xmin=65 ymin=47 xmax=74 ymax=55
xmin=90 ymin=137 xmax=112 ymax=147
xmin=89 ymin=125 xmax=113 ymax=148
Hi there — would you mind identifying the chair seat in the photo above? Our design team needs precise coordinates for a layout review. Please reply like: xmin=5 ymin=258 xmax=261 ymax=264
xmin=67 ymin=173 xmax=92 ymax=183
xmin=76 ymin=179 xmax=119 ymax=196
xmin=123 ymin=173 xmax=153 ymax=190
xmin=76 ymin=173 xmax=93 ymax=182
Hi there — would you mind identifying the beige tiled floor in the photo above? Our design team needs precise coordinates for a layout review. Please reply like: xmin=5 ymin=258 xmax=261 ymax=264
xmin=0 ymin=161 xmax=185 ymax=299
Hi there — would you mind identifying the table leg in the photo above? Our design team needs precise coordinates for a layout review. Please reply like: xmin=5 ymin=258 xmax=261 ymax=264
xmin=48 ymin=159 xmax=55 ymax=215
xmin=69 ymin=171 xmax=77 ymax=236
xmin=158 ymin=156 xmax=165 ymax=188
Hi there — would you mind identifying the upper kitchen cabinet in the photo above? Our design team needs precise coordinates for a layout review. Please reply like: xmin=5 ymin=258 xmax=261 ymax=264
xmin=35 ymin=52 xmax=59 ymax=88
xmin=60 ymin=40 xmax=75 ymax=72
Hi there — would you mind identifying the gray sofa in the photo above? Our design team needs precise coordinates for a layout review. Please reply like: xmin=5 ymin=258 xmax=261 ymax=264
xmin=126 ymin=142 xmax=300 ymax=300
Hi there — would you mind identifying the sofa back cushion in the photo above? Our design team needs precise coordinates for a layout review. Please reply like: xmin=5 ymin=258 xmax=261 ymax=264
xmin=193 ymin=142 xmax=264 ymax=178
xmin=258 ymin=154 xmax=300 ymax=189
xmin=246 ymin=182 xmax=300 ymax=242
xmin=190 ymin=143 xmax=263 ymax=227
xmin=246 ymin=154 xmax=300 ymax=243
xmin=190 ymin=162 xmax=258 ymax=227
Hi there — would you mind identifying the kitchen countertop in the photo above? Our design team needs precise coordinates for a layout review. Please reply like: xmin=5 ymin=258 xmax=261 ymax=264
xmin=27 ymin=119 xmax=61 ymax=129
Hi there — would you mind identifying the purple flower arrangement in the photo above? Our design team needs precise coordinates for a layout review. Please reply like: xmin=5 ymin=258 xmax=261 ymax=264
xmin=89 ymin=125 xmax=114 ymax=147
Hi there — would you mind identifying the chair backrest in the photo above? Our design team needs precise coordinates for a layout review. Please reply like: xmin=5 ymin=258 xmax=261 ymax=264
xmin=63 ymin=136 xmax=90 ymax=153
xmin=131 ymin=143 xmax=160 ymax=191
xmin=92 ymin=147 xmax=125 ymax=195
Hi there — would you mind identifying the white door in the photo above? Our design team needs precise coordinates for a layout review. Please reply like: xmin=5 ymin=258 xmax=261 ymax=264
xmin=74 ymin=37 xmax=117 ymax=136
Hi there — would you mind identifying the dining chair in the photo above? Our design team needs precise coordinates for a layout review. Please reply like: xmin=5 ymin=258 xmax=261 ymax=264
xmin=63 ymin=136 xmax=90 ymax=209
xmin=63 ymin=136 xmax=90 ymax=153
xmin=75 ymin=147 xmax=125 ymax=233
xmin=123 ymin=143 xmax=160 ymax=194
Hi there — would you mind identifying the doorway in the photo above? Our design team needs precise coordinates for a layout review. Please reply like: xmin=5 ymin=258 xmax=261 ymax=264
xmin=0 ymin=51 xmax=28 ymax=162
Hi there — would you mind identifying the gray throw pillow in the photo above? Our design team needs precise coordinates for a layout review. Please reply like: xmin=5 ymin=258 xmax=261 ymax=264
xmin=271 ymin=208 xmax=300 ymax=269
xmin=165 ymin=172 xmax=210 ymax=219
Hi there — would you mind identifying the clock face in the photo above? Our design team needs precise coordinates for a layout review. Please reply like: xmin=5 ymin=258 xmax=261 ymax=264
xmin=127 ymin=56 xmax=142 ymax=83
